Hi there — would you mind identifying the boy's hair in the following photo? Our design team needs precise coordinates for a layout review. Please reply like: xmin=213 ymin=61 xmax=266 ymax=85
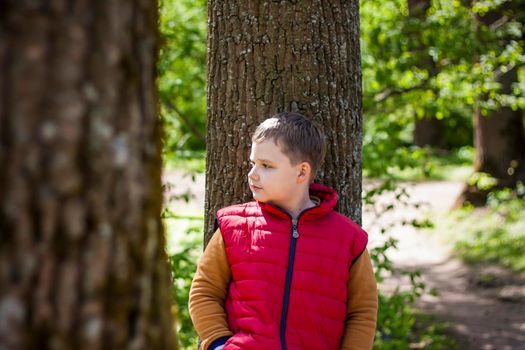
xmin=252 ymin=112 xmax=325 ymax=181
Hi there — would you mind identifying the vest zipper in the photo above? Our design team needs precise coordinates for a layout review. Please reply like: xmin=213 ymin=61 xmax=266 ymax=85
xmin=280 ymin=219 xmax=298 ymax=350
xmin=279 ymin=203 xmax=317 ymax=349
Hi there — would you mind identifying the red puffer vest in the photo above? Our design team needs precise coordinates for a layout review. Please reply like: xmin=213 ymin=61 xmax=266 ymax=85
xmin=216 ymin=183 xmax=368 ymax=350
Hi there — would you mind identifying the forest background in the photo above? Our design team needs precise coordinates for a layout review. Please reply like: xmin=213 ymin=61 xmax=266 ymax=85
xmin=160 ymin=0 xmax=524 ymax=349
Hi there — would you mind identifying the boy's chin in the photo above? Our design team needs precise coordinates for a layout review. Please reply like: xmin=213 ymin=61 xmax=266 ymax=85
xmin=251 ymin=193 xmax=268 ymax=203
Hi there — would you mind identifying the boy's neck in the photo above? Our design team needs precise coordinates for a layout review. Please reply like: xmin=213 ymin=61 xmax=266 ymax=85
xmin=272 ymin=192 xmax=317 ymax=220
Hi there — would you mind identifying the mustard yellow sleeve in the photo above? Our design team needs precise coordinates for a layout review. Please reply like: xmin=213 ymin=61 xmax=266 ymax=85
xmin=188 ymin=229 xmax=233 ymax=350
xmin=340 ymin=249 xmax=378 ymax=350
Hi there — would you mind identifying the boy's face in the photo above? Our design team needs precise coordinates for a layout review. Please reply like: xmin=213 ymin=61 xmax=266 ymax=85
xmin=248 ymin=139 xmax=307 ymax=207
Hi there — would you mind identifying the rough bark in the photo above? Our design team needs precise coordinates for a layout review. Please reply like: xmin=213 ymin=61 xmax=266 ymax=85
xmin=0 ymin=2 xmax=178 ymax=349
xmin=204 ymin=0 xmax=362 ymax=245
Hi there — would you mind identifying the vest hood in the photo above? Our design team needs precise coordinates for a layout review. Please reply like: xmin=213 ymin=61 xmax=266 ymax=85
xmin=258 ymin=183 xmax=338 ymax=221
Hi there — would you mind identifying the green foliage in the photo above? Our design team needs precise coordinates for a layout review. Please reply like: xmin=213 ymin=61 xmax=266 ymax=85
xmin=159 ymin=0 xmax=523 ymax=178
xmin=365 ymin=180 xmax=453 ymax=349
xmin=451 ymin=185 xmax=525 ymax=273
xmin=409 ymin=314 xmax=457 ymax=350
xmin=375 ymin=290 xmax=419 ymax=349
xmin=361 ymin=0 xmax=474 ymax=161
xmin=374 ymin=273 xmax=454 ymax=349
xmin=159 ymin=0 xmax=207 ymax=155
xmin=361 ymin=0 xmax=524 ymax=178
xmin=164 ymin=150 xmax=206 ymax=173
xmin=375 ymin=290 xmax=454 ymax=350
xmin=370 ymin=236 xmax=425 ymax=347
xmin=169 ymin=247 xmax=198 ymax=349
xmin=467 ymin=171 xmax=499 ymax=191
xmin=365 ymin=145 xmax=474 ymax=181
xmin=167 ymin=219 xmax=202 ymax=350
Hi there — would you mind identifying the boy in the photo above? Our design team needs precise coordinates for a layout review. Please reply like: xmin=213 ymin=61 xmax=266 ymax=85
xmin=189 ymin=112 xmax=378 ymax=350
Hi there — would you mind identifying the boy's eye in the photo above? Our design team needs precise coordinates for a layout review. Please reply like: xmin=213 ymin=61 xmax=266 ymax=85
xmin=249 ymin=161 xmax=271 ymax=169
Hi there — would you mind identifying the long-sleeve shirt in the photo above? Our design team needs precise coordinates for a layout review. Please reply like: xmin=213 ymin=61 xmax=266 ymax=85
xmin=189 ymin=229 xmax=378 ymax=350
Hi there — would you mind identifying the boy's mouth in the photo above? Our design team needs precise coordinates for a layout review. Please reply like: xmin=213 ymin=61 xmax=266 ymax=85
xmin=250 ymin=184 xmax=262 ymax=191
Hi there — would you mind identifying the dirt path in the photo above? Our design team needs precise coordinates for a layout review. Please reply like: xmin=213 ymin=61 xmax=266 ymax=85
xmin=164 ymin=171 xmax=525 ymax=349
xmin=366 ymin=180 xmax=525 ymax=350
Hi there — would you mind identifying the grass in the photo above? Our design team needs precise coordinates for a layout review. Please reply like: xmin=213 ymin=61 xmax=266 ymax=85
xmin=162 ymin=149 xmax=205 ymax=254
xmin=410 ymin=313 xmax=458 ymax=350
xmin=163 ymin=149 xmax=206 ymax=173
xmin=454 ymin=197 xmax=525 ymax=274
xmin=166 ymin=218 xmax=202 ymax=350
xmin=164 ymin=215 xmax=203 ymax=255
xmin=429 ymin=187 xmax=525 ymax=274
xmin=379 ymin=146 xmax=475 ymax=182
xmin=163 ymin=203 xmax=203 ymax=350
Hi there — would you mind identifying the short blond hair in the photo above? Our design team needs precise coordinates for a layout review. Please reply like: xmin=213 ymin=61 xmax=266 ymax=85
xmin=252 ymin=112 xmax=325 ymax=181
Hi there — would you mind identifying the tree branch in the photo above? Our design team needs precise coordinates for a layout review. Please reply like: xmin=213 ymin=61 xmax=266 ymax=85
xmin=373 ymin=79 xmax=430 ymax=103
xmin=161 ymin=97 xmax=206 ymax=143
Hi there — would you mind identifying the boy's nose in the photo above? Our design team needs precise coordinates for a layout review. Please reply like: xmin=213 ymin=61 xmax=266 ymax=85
xmin=248 ymin=167 xmax=258 ymax=180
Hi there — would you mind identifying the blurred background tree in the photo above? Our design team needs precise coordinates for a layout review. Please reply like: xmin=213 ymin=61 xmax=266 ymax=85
xmin=361 ymin=0 xmax=524 ymax=191
xmin=0 ymin=1 xmax=178 ymax=349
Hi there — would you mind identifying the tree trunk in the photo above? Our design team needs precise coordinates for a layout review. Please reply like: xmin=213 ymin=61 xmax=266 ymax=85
xmin=204 ymin=1 xmax=362 ymax=245
xmin=473 ymin=67 xmax=525 ymax=186
xmin=455 ymin=1 xmax=525 ymax=206
xmin=407 ymin=0 xmax=445 ymax=148
xmin=455 ymin=68 xmax=525 ymax=207
xmin=0 ymin=2 xmax=178 ymax=349
xmin=414 ymin=117 xmax=444 ymax=147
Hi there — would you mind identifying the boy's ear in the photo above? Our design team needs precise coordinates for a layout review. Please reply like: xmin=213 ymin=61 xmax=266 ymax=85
xmin=297 ymin=162 xmax=311 ymax=184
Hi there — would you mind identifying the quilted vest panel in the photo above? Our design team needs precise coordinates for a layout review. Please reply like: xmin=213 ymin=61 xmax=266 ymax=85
xmin=217 ymin=183 xmax=368 ymax=350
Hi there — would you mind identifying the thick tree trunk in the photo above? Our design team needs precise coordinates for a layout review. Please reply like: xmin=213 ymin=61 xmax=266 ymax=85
xmin=0 ymin=2 xmax=178 ymax=349
xmin=204 ymin=1 xmax=362 ymax=245
xmin=456 ymin=67 xmax=524 ymax=207
xmin=473 ymin=68 xmax=525 ymax=186
xmin=456 ymin=68 xmax=525 ymax=207
xmin=414 ymin=117 xmax=444 ymax=147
